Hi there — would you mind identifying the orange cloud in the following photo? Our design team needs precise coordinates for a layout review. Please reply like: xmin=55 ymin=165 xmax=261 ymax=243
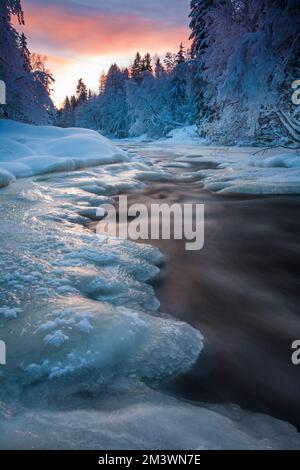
xmin=24 ymin=3 xmax=189 ymax=56
xmin=20 ymin=2 xmax=190 ymax=106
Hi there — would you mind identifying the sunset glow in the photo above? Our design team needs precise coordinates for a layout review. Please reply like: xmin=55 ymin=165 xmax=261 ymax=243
xmin=21 ymin=0 xmax=190 ymax=106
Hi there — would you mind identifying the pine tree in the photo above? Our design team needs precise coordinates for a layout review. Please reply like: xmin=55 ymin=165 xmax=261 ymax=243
xmin=19 ymin=32 xmax=31 ymax=71
xmin=189 ymin=0 xmax=214 ymax=126
xmin=131 ymin=52 xmax=143 ymax=82
xmin=57 ymin=96 xmax=75 ymax=127
xmin=0 ymin=0 xmax=55 ymax=123
xmin=76 ymin=78 xmax=88 ymax=103
xmin=63 ymin=96 xmax=71 ymax=110
xmin=154 ymin=57 xmax=165 ymax=78
xmin=70 ymin=95 xmax=77 ymax=109
xmin=176 ymin=43 xmax=186 ymax=65
xmin=99 ymin=64 xmax=130 ymax=137
xmin=189 ymin=0 xmax=213 ymax=59
xmin=141 ymin=53 xmax=152 ymax=73
xmin=170 ymin=65 xmax=187 ymax=123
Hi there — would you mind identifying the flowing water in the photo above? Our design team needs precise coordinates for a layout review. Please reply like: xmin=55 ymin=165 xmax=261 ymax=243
xmin=0 ymin=139 xmax=300 ymax=449
xmin=116 ymin=141 xmax=300 ymax=429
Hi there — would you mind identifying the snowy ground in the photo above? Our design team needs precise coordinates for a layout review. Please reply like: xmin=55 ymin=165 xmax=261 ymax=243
xmin=0 ymin=122 xmax=300 ymax=449
xmin=0 ymin=120 xmax=128 ymax=188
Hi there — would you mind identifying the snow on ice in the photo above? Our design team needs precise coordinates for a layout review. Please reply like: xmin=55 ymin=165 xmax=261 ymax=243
xmin=0 ymin=120 xmax=128 ymax=187
xmin=1 ymin=123 xmax=300 ymax=449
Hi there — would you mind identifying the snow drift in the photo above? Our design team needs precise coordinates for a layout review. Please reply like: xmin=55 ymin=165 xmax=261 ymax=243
xmin=0 ymin=120 xmax=128 ymax=187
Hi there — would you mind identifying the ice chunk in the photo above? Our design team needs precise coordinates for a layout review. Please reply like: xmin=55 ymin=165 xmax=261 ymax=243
xmin=0 ymin=168 xmax=15 ymax=188
xmin=0 ymin=307 xmax=21 ymax=319
xmin=44 ymin=330 xmax=69 ymax=348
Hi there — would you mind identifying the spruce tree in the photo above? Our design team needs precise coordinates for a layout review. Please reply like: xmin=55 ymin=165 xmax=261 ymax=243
xmin=142 ymin=53 xmax=152 ymax=73
xmin=170 ymin=49 xmax=188 ymax=123
xmin=76 ymin=78 xmax=88 ymax=103
xmin=19 ymin=32 xmax=31 ymax=71
xmin=154 ymin=58 xmax=165 ymax=78
xmin=131 ymin=52 xmax=143 ymax=82
xmin=0 ymin=0 xmax=55 ymax=123
xmin=176 ymin=43 xmax=186 ymax=65
xmin=189 ymin=0 xmax=213 ymax=59
xmin=189 ymin=0 xmax=214 ymax=125
xmin=70 ymin=95 xmax=77 ymax=109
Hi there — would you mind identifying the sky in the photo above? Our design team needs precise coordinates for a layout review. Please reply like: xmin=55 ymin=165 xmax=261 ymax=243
xmin=20 ymin=0 xmax=191 ymax=106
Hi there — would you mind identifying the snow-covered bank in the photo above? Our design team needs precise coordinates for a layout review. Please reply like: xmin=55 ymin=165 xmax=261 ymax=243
xmin=0 ymin=120 xmax=128 ymax=188
xmin=178 ymin=147 xmax=300 ymax=195
xmin=165 ymin=125 xmax=205 ymax=144
xmin=3 ymin=119 xmax=299 ymax=196
xmin=131 ymin=136 xmax=300 ymax=195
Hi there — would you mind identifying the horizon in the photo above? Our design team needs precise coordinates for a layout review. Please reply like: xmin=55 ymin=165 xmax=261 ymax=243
xmin=20 ymin=0 xmax=191 ymax=106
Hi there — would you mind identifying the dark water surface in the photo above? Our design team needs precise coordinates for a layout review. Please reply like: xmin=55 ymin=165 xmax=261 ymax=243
xmin=129 ymin=183 xmax=300 ymax=429
xmin=89 ymin=146 xmax=300 ymax=429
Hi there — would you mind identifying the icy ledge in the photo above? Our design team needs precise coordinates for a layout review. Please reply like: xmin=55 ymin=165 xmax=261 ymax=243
xmin=1 ymin=383 xmax=300 ymax=450
xmin=0 ymin=120 xmax=128 ymax=187
xmin=177 ymin=147 xmax=300 ymax=195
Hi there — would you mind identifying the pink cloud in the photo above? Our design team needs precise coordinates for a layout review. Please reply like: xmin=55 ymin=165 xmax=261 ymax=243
xmin=24 ymin=3 xmax=189 ymax=56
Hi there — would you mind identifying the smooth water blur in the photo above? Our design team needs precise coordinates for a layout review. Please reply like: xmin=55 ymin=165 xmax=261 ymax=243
xmin=0 ymin=140 xmax=300 ymax=449
xmin=117 ymin=140 xmax=300 ymax=429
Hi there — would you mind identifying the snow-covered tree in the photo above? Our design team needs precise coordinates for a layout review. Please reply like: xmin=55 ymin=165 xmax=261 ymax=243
xmin=189 ymin=0 xmax=300 ymax=144
xmin=57 ymin=96 xmax=75 ymax=127
xmin=169 ymin=44 xmax=189 ymax=122
xmin=19 ymin=32 xmax=31 ymax=72
xmin=0 ymin=0 xmax=55 ymax=124
xmin=163 ymin=52 xmax=177 ymax=74
xmin=141 ymin=53 xmax=153 ymax=73
xmin=131 ymin=52 xmax=143 ymax=82
xmin=76 ymin=78 xmax=88 ymax=103
xmin=189 ymin=0 xmax=214 ymax=59
xmin=154 ymin=57 xmax=165 ymax=78
xmin=176 ymin=43 xmax=186 ymax=65
xmin=189 ymin=0 xmax=214 ymax=127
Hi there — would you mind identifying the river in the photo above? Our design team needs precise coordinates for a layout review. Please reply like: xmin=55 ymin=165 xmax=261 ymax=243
xmin=0 ymin=139 xmax=299 ymax=449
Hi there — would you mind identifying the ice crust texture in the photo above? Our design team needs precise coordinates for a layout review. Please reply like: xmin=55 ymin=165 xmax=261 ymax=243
xmin=0 ymin=122 xmax=300 ymax=449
